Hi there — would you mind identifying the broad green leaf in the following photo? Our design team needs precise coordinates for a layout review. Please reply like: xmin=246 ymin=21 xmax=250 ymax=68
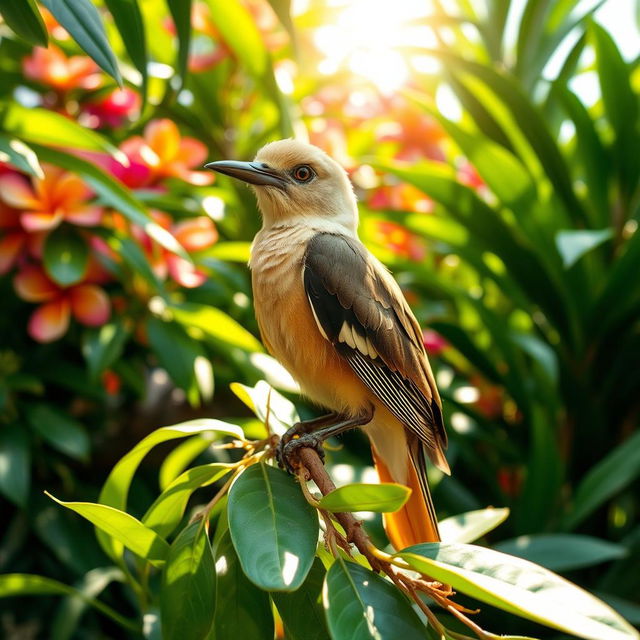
xmin=146 ymin=317 xmax=212 ymax=405
xmin=159 ymin=435 xmax=221 ymax=490
xmin=103 ymin=0 xmax=148 ymax=101
xmin=24 ymin=403 xmax=89 ymax=461
xmin=0 ymin=573 xmax=137 ymax=632
xmin=161 ymin=522 xmax=215 ymax=640
xmin=82 ymin=320 xmax=131 ymax=380
xmin=143 ymin=463 xmax=233 ymax=538
xmin=202 ymin=0 xmax=267 ymax=78
xmin=0 ymin=135 xmax=43 ymax=177
xmin=228 ymin=463 xmax=318 ymax=590
xmin=50 ymin=567 xmax=126 ymax=640
xmin=0 ymin=423 xmax=30 ymax=507
xmin=591 ymin=22 xmax=640 ymax=206
xmin=172 ymin=303 xmax=263 ymax=352
xmin=555 ymin=229 xmax=613 ymax=268
xmin=40 ymin=0 xmax=122 ymax=84
xmin=510 ymin=332 xmax=559 ymax=387
xmin=211 ymin=528 xmax=274 ymax=640
xmin=43 ymin=226 xmax=89 ymax=287
xmin=439 ymin=507 xmax=510 ymax=543
xmin=0 ymin=105 xmax=120 ymax=157
xmin=28 ymin=144 xmax=189 ymax=259
xmin=494 ymin=534 xmax=626 ymax=572
xmin=48 ymin=494 xmax=170 ymax=567
xmin=0 ymin=0 xmax=47 ymax=45
xmin=318 ymin=483 xmax=410 ymax=513
xmin=272 ymin=558 xmax=330 ymax=640
xmin=98 ymin=419 xmax=244 ymax=559
xmin=324 ymin=558 xmax=426 ymax=640
xmin=597 ymin=594 xmax=640 ymax=626
xmin=230 ymin=380 xmax=299 ymax=436
xmin=166 ymin=0 xmax=192 ymax=88
xmin=563 ymin=430 xmax=640 ymax=531
xmin=399 ymin=543 xmax=639 ymax=640
xmin=206 ymin=241 xmax=252 ymax=263
xmin=267 ymin=0 xmax=296 ymax=45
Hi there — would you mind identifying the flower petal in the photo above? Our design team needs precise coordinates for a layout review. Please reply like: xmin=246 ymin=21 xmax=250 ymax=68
xmin=14 ymin=265 xmax=59 ymax=302
xmin=0 ymin=232 xmax=26 ymax=275
xmin=64 ymin=204 xmax=103 ymax=226
xmin=51 ymin=171 xmax=93 ymax=207
xmin=21 ymin=209 xmax=64 ymax=232
xmin=0 ymin=174 xmax=40 ymax=209
xmin=29 ymin=298 xmax=70 ymax=342
xmin=167 ymin=255 xmax=207 ymax=288
xmin=145 ymin=119 xmax=180 ymax=161
xmin=69 ymin=284 xmax=110 ymax=326
xmin=172 ymin=217 xmax=218 ymax=252
xmin=175 ymin=137 xmax=208 ymax=167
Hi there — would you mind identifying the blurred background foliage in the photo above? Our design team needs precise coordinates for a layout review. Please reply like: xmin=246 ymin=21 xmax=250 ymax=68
xmin=0 ymin=0 xmax=639 ymax=637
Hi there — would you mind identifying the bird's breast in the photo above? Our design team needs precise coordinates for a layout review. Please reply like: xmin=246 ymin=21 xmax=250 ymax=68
xmin=249 ymin=225 xmax=370 ymax=415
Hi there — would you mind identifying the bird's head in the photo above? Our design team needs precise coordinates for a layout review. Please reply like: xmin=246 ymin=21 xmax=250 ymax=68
xmin=205 ymin=139 xmax=358 ymax=231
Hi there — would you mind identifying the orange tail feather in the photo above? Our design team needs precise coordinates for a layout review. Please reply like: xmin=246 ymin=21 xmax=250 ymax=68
xmin=371 ymin=446 xmax=440 ymax=550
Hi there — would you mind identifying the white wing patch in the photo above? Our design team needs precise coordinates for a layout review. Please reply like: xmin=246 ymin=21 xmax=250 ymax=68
xmin=307 ymin=294 xmax=329 ymax=340
xmin=337 ymin=321 xmax=378 ymax=359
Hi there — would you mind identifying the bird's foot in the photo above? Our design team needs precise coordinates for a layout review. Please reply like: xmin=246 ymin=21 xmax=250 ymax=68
xmin=277 ymin=432 xmax=326 ymax=474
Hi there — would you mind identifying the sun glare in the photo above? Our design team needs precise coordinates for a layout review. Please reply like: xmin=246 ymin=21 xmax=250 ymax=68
xmin=311 ymin=0 xmax=435 ymax=94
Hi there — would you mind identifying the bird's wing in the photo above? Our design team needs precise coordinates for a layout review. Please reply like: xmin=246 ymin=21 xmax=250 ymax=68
xmin=303 ymin=232 xmax=448 ymax=471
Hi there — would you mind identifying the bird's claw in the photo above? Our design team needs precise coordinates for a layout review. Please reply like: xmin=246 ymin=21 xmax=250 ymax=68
xmin=276 ymin=433 xmax=326 ymax=473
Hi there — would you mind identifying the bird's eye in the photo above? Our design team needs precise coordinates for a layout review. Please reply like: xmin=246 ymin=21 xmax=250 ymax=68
xmin=292 ymin=165 xmax=315 ymax=183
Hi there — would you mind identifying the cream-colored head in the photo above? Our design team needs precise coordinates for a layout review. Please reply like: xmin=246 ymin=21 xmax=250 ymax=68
xmin=206 ymin=139 xmax=358 ymax=233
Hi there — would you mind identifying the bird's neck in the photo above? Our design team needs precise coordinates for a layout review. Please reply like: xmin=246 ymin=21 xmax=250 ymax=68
xmin=259 ymin=213 xmax=358 ymax=238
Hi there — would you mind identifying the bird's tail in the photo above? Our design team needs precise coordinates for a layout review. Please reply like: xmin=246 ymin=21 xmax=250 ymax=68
xmin=371 ymin=441 xmax=440 ymax=550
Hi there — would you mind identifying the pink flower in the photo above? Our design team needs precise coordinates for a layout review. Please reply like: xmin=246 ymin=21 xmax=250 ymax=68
xmin=422 ymin=329 xmax=448 ymax=356
xmin=0 ymin=165 xmax=103 ymax=232
xmin=118 ymin=119 xmax=214 ymax=187
xmin=0 ymin=197 xmax=45 ymax=275
xmin=83 ymin=88 xmax=141 ymax=129
xmin=13 ymin=265 xmax=110 ymax=343
xmin=23 ymin=45 xmax=101 ymax=92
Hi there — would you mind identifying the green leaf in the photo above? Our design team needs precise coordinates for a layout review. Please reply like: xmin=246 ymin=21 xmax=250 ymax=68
xmin=82 ymin=319 xmax=131 ymax=380
xmin=166 ymin=0 xmax=192 ymax=88
xmin=590 ymin=22 xmax=640 ymax=206
xmin=202 ymin=0 xmax=267 ymax=78
xmin=0 ymin=423 xmax=30 ymax=507
xmin=494 ymin=534 xmax=626 ymax=572
xmin=324 ymin=558 xmax=426 ymax=640
xmin=228 ymin=463 xmax=318 ymax=591
xmin=103 ymin=0 xmax=148 ymax=101
xmin=555 ymin=229 xmax=613 ymax=268
xmin=147 ymin=317 xmax=212 ymax=404
xmin=161 ymin=522 xmax=216 ymax=640
xmin=159 ymin=435 xmax=220 ymax=490
xmin=0 ymin=573 xmax=138 ymax=632
xmin=211 ymin=528 xmax=274 ymax=640
xmin=48 ymin=493 xmax=170 ymax=567
xmin=97 ymin=419 xmax=244 ymax=560
xmin=0 ymin=135 xmax=43 ymax=178
xmin=266 ymin=0 xmax=296 ymax=45
xmin=0 ymin=105 xmax=121 ymax=157
xmin=439 ymin=507 xmax=510 ymax=543
xmin=143 ymin=463 xmax=233 ymax=538
xmin=318 ymin=483 xmax=410 ymax=513
xmin=206 ymin=241 xmax=252 ymax=263
xmin=399 ymin=543 xmax=639 ymax=640
xmin=172 ymin=303 xmax=263 ymax=352
xmin=28 ymin=144 xmax=189 ymax=259
xmin=40 ymin=0 xmax=122 ymax=84
xmin=563 ymin=430 xmax=640 ymax=530
xmin=24 ymin=403 xmax=89 ymax=461
xmin=42 ymin=226 xmax=89 ymax=287
xmin=272 ymin=558 xmax=330 ymax=640
xmin=0 ymin=0 xmax=48 ymax=46
xmin=230 ymin=380 xmax=299 ymax=436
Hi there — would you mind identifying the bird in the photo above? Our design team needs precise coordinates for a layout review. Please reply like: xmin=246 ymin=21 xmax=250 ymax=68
xmin=205 ymin=139 xmax=449 ymax=549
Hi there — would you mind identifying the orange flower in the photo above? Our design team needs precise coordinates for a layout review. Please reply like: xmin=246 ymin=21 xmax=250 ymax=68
xmin=0 ymin=165 xmax=103 ymax=232
xmin=368 ymin=183 xmax=433 ymax=213
xmin=119 ymin=119 xmax=214 ymax=187
xmin=0 ymin=198 xmax=45 ymax=275
xmin=23 ymin=45 xmax=101 ymax=92
xmin=14 ymin=265 xmax=110 ymax=343
xmin=371 ymin=220 xmax=425 ymax=261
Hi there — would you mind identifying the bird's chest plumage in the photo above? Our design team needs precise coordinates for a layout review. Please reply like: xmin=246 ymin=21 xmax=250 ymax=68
xmin=249 ymin=224 xmax=369 ymax=414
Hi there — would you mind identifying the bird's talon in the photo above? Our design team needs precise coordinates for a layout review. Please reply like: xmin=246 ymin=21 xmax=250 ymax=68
xmin=278 ymin=433 xmax=326 ymax=474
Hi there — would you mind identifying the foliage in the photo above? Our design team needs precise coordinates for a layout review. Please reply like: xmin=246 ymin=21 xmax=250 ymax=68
xmin=0 ymin=0 xmax=638 ymax=639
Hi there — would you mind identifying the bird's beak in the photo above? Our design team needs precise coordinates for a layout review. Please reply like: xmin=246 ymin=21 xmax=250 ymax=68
xmin=204 ymin=160 xmax=288 ymax=189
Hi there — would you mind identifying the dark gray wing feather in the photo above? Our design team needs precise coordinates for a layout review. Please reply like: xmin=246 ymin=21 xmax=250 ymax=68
xmin=303 ymin=232 xmax=448 ymax=464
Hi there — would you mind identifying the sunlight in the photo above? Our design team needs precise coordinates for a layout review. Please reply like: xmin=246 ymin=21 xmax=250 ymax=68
xmin=312 ymin=0 xmax=435 ymax=94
